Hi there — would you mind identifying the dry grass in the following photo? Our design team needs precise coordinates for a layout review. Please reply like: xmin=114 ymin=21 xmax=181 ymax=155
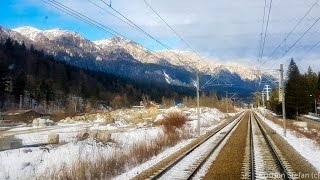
xmin=264 ymin=114 xmax=320 ymax=145
xmin=37 ymin=126 xmax=189 ymax=180
xmin=36 ymin=111 xmax=192 ymax=179
xmin=156 ymin=111 xmax=188 ymax=131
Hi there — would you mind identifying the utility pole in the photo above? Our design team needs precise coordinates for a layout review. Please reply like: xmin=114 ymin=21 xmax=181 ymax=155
xmin=225 ymin=91 xmax=229 ymax=117
xmin=279 ymin=72 xmax=282 ymax=102
xmin=280 ymin=64 xmax=286 ymax=137
xmin=262 ymin=92 xmax=265 ymax=107
xmin=196 ymin=72 xmax=200 ymax=135
xmin=264 ymin=85 xmax=271 ymax=101
xmin=19 ymin=95 xmax=22 ymax=111
xmin=314 ymin=97 xmax=318 ymax=116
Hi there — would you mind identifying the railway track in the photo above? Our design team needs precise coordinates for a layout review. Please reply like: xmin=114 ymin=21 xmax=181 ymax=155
xmin=244 ymin=111 xmax=294 ymax=180
xmin=146 ymin=111 xmax=247 ymax=180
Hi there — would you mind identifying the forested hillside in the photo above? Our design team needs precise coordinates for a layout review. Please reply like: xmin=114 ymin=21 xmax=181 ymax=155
xmin=0 ymin=38 xmax=194 ymax=112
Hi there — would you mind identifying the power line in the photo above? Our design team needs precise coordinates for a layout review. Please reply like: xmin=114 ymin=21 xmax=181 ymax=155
xmin=268 ymin=37 xmax=320 ymax=70
xmin=143 ymin=0 xmax=202 ymax=62
xmin=258 ymin=0 xmax=267 ymax=65
xmin=99 ymin=0 xmax=171 ymax=50
xmin=41 ymin=0 xmax=111 ymax=35
xmin=260 ymin=0 xmax=273 ymax=60
xmin=40 ymin=0 xmax=173 ymax=67
xmin=87 ymin=0 xmax=141 ymax=33
xmin=41 ymin=0 xmax=199 ymax=74
xmin=144 ymin=1 xmax=223 ymax=73
xmin=267 ymin=0 xmax=319 ymax=60
xmin=257 ymin=0 xmax=271 ymax=88
xmin=99 ymin=0 xmax=199 ymax=69
xmin=265 ymin=1 xmax=320 ymax=70
xmin=297 ymin=38 xmax=320 ymax=60
xmin=278 ymin=15 xmax=320 ymax=59
xmin=43 ymin=0 xmax=125 ymax=37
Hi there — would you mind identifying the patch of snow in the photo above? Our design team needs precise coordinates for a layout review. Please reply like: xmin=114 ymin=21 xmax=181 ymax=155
xmin=303 ymin=115 xmax=320 ymax=120
xmin=162 ymin=71 xmax=189 ymax=87
xmin=115 ymin=138 xmax=193 ymax=179
xmin=96 ymin=55 xmax=102 ymax=61
xmin=13 ymin=26 xmax=41 ymax=41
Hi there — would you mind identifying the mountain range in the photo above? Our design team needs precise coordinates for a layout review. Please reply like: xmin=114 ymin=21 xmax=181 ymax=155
xmin=0 ymin=25 xmax=274 ymax=98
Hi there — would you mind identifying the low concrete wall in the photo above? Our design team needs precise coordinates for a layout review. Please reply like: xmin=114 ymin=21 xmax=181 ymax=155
xmin=0 ymin=136 xmax=22 ymax=151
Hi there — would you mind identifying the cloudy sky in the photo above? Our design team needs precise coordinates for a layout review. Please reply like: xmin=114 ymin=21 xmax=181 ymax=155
xmin=1 ymin=0 xmax=320 ymax=72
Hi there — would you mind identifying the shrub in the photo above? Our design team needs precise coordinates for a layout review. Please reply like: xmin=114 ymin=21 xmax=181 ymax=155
xmin=157 ymin=111 xmax=187 ymax=131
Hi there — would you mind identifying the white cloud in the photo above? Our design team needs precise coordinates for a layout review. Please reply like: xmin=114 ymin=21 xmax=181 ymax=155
xmin=19 ymin=0 xmax=320 ymax=72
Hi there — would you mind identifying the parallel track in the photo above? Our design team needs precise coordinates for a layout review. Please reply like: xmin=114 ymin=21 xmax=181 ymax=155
xmin=249 ymin=111 xmax=292 ymax=180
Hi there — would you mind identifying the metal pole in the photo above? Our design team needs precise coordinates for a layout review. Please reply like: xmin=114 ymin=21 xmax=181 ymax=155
xmin=315 ymin=99 xmax=317 ymax=116
xmin=196 ymin=72 xmax=200 ymax=135
xmin=19 ymin=95 xmax=22 ymax=111
xmin=280 ymin=64 xmax=286 ymax=137
xmin=279 ymin=72 xmax=281 ymax=102
xmin=226 ymin=91 xmax=229 ymax=117
xmin=74 ymin=98 xmax=77 ymax=113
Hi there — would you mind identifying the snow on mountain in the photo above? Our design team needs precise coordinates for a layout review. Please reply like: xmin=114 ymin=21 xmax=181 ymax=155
xmin=13 ymin=26 xmax=82 ymax=41
xmin=0 ymin=26 xmax=32 ymax=45
xmin=95 ymin=38 xmax=260 ymax=80
xmin=163 ymin=71 xmax=190 ymax=87
xmin=2 ymin=25 xmax=269 ymax=85
xmin=13 ymin=26 xmax=103 ymax=59
xmin=157 ymin=50 xmax=259 ymax=80
xmin=13 ymin=26 xmax=41 ymax=41
xmin=94 ymin=37 xmax=130 ymax=47
xmin=94 ymin=37 xmax=161 ymax=64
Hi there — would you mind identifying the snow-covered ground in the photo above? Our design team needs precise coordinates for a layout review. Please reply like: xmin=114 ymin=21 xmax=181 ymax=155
xmin=0 ymin=107 xmax=229 ymax=179
xmin=303 ymin=114 xmax=320 ymax=121
xmin=256 ymin=111 xmax=320 ymax=171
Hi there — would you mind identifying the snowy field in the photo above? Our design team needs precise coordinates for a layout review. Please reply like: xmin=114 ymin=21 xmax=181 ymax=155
xmin=0 ymin=107 xmax=229 ymax=179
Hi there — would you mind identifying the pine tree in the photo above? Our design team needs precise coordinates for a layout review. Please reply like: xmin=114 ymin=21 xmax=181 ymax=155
xmin=0 ymin=62 xmax=8 ymax=109
xmin=267 ymin=88 xmax=282 ymax=114
xmin=12 ymin=71 xmax=26 ymax=103
xmin=285 ymin=58 xmax=304 ymax=118
xmin=303 ymin=66 xmax=318 ymax=113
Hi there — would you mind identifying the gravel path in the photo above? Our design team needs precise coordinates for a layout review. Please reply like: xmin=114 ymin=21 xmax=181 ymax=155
xmin=203 ymin=113 xmax=249 ymax=179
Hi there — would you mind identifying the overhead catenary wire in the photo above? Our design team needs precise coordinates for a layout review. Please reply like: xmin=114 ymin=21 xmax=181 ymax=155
xmin=268 ymin=37 xmax=320 ymax=70
xmin=87 ymin=0 xmax=142 ymax=33
xmin=258 ymin=0 xmax=268 ymax=65
xmin=269 ymin=0 xmax=320 ymax=69
xmin=298 ymin=38 xmax=320 ymax=60
xmin=41 ymin=0 xmax=184 ymax=70
xmin=278 ymin=16 xmax=320 ymax=59
xmin=267 ymin=0 xmax=319 ymax=60
xmin=142 ymin=0 xmax=233 ymax=90
xmin=264 ymin=0 xmax=320 ymax=71
xmin=99 ymin=0 xmax=170 ymax=50
xmin=42 ymin=0 xmax=125 ymax=38
xmin=257 ymin=0 xmax=272 ymax=88
xmin=99 ymin=0 xmax=200 ymax=70
xmin=260 ymin=0 xmax=273 ymax=61
xmin=143 ymin=0 xmax=203 ymax=65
